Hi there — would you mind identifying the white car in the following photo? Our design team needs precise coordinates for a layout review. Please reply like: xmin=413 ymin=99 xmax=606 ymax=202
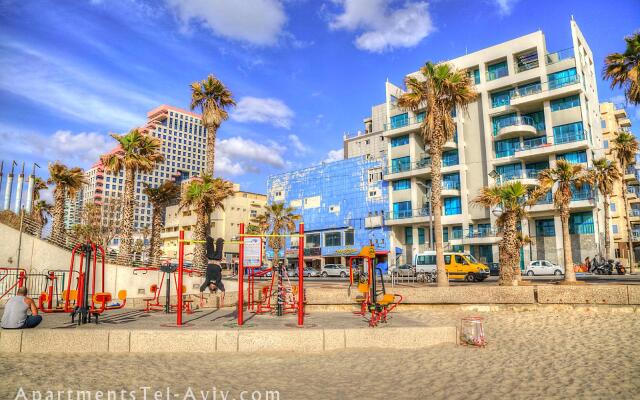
xmin=525 ymin=260 xmax=564 ymax=276
xmin=320 ymin=264 xmax=349 ymax=278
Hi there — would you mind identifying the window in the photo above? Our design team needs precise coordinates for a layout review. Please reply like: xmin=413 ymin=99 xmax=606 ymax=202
xmin=516 ymin=80 xmax=541 ymax=97
xmin=391 ymin=156 xmax=411 ymax=173
xmin=492 ymin=112 xmax=517 ymax=135
xmin=442 ymin=173 xmax=460 ymax=190
xmin=451 ymin=226 xmax=463 ymax=239
xmin=390 ymin=113 xmax=409 ymax=129
xmin=345 ymin=230 xmax=354 ymax=246
xmin=324 ymin=232 xmax=342 ymax=247
xmin=603 ymin=140 xmax=609 ymax=149
xmin=442 ymin=150 xmax=459 ymax=167
xmin=612 ymin=224 xmax=619 ymax=234
xmin=570 ymin=212 xmax=594 ymax=234
xmin=393 ymin=201 xmax=412 ymax=218
xmin=391 ymin=135 xmax=409 ymax=147
xmin=553 ymin=122 xmax=584 ymax=144
xmin=468 ymin=68 xmax=480 ymax=84
xmin=405 ymin=227 xmax=413 ymax=245
xmin=557 ymin=151 xmax=587 ymax=164
xmin=611 ymin=203 xmax=616 ymax=212
xmin=601 ymin=119 xmax=607 ymax=129
xmin=535 ymin=219 xmax=555 ymax=236
xmin=306 ymin=233 xmax=321 ymax=248
xmin=487 ymin=60 xmax=508 ymax=81
xmin=416 ymin=111 xmax=426 ymax=123
xmin=392 ymin=179 xmax=411 ymax=191
xmin=442 ymin=227 xmax=449 ymax=242
xmin=551 ymin=95 xmax=580 ymax=111
xmin=548 ymin=68 xmax=577 ymax=89
xmin=443 ymin=197 xmax=462 ymax=215
xmin=523 ymin=110 xmax=545 ymax=131
xmin=496 ymin=163 xmax=522 ymax=181
xmin=494 ymin=138 xmax=520 ymax=158
xmin=417 ymin=228 xmax=425 ymax=245
xmin=491 ymin=89 xmax=512 ymax=108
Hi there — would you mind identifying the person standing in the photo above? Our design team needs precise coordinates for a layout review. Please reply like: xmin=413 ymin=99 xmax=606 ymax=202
xmin=1 ymin=287 xmax=42 ymax=329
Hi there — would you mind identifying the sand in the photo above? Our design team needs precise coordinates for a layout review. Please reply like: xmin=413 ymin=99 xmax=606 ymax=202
xmin=0 ymin=309 xmax=638 ymax=400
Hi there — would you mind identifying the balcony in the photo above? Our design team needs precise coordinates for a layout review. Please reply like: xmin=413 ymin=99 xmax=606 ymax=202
xmin=449 ymin=228 xmax=501 ymax=246
xmin=630 ymin=209 xmax=640 ymax=223
xmin=632 ymin=230 xmax=640 ymax=242
xmin=513 ymin=133 xmax=589 ymax=160
xmin=619 ymin=118 xmax=632 ymax=127
xmin=383 ymin=158 xmax=431 ymax=180
xmin=365 ymin=215 xmax=383 ymax=228
xmin=497 ymin=169 xmax=542 ymax=186
xmin=383 ymin=115 xmax=423 ymax=137
xmin=384 ymin=208 xmax=432 ymax=226
xmin=494 ymin=116 xmax=538 ymax=140
xmin=509 ymin=75 xmax=581 ymax=107
xmin=624 ymin=167 xmax=638 ymax=183
xmin=628 ymin=186 xmax=639 ymax=199
xmin=441 ymin=181 xmax=461 ymax=197
xmin=545 ymin=48 xmax=574 ymax=65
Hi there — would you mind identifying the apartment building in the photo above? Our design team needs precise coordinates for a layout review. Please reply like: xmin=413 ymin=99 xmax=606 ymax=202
xmin=267 ymin=156 xmax=390 ymax=269
xmin=78 ymin=105 xmax=207 ymax=249
xmin=600 ymin=102 xmax=637 ymax=260
xmin=161 ymin=184 xmax=267 ymax=263
xmin=374 ymin=20 xmax=605 ymax=267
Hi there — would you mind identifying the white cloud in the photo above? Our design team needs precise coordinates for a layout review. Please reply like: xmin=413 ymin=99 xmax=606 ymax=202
xmin=0 ymin=126 xmax=113 ymax=167
xmin=216 ymin=136 xmax=287 ymax=176
xmin=609 ymin=94 xmax=627 ymax=105
xmin=166 ymin=0 xmax=287 ymax=46
xmin=328 ymin=0 xmax=434 ymax=53
xmin=493 ymin=0 xmax=518 ymax=16
xmin=231 ymin=97 xmax=294 ymax=128
xmin=287 ymin=134 xmax=309 ymax=154
xmin=0 ymin=42 xmax=157 ymax=130
xmin=324 ymin=148 xmax=344 ymax=163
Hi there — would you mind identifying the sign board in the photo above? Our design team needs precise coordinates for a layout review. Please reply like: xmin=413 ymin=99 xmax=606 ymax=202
xmin=243 ymin=237 xmax=263 ymax=267
xmin=359 ymin=246 xmax=376 ymax=259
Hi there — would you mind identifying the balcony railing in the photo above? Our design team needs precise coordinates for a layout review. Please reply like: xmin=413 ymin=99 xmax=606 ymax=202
xmin=512 ymin=83 xmax=542 ymax=98
xmin=442 ymin=181 xmax=461 ymax=190
xmin=545 ymin=48 xmax=574 ymax=65
xmin=630 ymin=209 xmax=640 ymax=217
xmin=571 ymin=190 xmax=594 ymax=202
xmin=385 ymin=208 xmax=431 ymax=221
xmin=385 ymin=158 xmax=431 ymax=175
xmin=487 ymin=66 xmax=509 ymax=81
xmin=493 ymin=115 xmax=536 ymax=135
xmin=535 ymin=192 xmax=553 ymax=205
xmin=632 ymin=230 xmax=640 ymax=239
xmin=465 ymin=228 xmax=500 ymax=239
xmin=507 ymin=74 xmax=580 ymax=103
xmin=554 ymin=130 xmax=586 ymax=145
xmin=384 ymin=115 xmax=424 ymax=131
xmin=497 ymin=169 xmax=543 ymax=184
xmin=548 ymin=74 xmax=580 ymax=90
xmin=519 ymin=136 xmax=548 ymax=151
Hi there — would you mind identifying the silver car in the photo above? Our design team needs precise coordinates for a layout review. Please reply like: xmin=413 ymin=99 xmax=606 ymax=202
xmin=320 ymin=264 xmax=349 ymax=278
xmin=525 ymin=260 xmax=564 ymax=276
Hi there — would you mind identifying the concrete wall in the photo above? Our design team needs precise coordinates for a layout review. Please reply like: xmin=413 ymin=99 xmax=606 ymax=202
xmin=570 ymin=233 xmax=596 ymax=263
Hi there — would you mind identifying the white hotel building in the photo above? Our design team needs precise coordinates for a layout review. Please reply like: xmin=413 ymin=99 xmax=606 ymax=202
xmin=346 ymin=20 xmax=606 ymax=267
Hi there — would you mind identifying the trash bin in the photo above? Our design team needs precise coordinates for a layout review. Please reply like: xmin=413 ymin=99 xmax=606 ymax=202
xmin=460 ymin=316 xmax=486 ymax=347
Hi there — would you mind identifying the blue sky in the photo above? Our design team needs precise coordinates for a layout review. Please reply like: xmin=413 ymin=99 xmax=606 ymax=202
xmin=0 ymin=0 xmax=639 ymax=196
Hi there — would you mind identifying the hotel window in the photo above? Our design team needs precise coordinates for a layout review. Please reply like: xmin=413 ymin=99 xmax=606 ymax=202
xmin=451 ymin=226 xmax=463 ymax=239
xmin=442 ymin=150 xmax=459 ymax=167
xmin=548 ymin=68 xmax=577 ymax=89
xmin=443 ymin=197 xmax=462 ymax=216
xmin=553 ymin=122 xmax=584 ymax=144
xmin=442 ymin=227 xmax=449 ymax=242
xmin=404 ymin=227 xmax=413 ymax=245
xmin=392 ymin=179 xmax=411 ymax=191
xmin=610 ymin=203 xmax=616 ymax=212
xmin=612 ymin=224 xmax=619 ymax=234
xmin=487 ymin=60 xmax=508 ymax=81
xmin=442 ymin=173 xmax=460 ymax=190
xmin=557 ymin=150 xmax=587 ymax=164
xmin=522 ymin=110 xmax=545 ymax=131
xmin=535 ymin=219 xmax=555 ymax=237
xmin=551 ymin=95 xmax=580 ymax=112
xmin=468 ymin=68 xmax=480 ymax=84
xmin=491 ymin=89 xmax=512 ymax=108
xmin=324 ymin=232 xmax=342 ymax=247
xmin=391 ymin=156 xmax=411 ymax=173
xmin=569 ymin=212 xmax=594 ymax=234
xmin=393 ymin=201 xmax=412 ymax=218
xmin=344 ymin=230 xmax=354 ymax=246
xmin=418 ymin=228 xmax=425 ymax=245
xmin=306 ymin=234 xmax=321 ymax=248
xmin=391 ymin=135 xmax=409 ymax=147
xmin=390 ymin=113 xmax=409 ymax=129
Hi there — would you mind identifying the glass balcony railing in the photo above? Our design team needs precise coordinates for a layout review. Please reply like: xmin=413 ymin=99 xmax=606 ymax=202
xmin=385 ymin=158 xmax=431 ymax=175
xmin=571 ymin=190 xmax=594 ymax=202
xmin=466 ymin=228 xmax=500 ymax=239
xmin=518 ymin=136 xmax=548 ymax=151
xmin=628 ymin=186 xmax=639 ymax=196
xmin=545 ymin=48 xmax=575 ymax=65
xmin=493 ymin=115 xmax=536 ymax=135
xmin=535 ymin=192 xmax=553 ymax=205
xmin=554 ymin=130 xmax=586 ymax=145
xmin=487 ymin=66 xmax=509 ymax=81
xmin=512 ymin=83 xmax=543 ymax=98
xmin=385 ymin=208 xmax=431 ymax=221
xmin=442 ymin=181 xmax=461 ymax=190
xmin=497 ymin=169 xmax=543 ymax=184
xmin=548 ymin=74 xmax=580 ymax=90
xmin=384 ymin=115 xmax=424 ymax=131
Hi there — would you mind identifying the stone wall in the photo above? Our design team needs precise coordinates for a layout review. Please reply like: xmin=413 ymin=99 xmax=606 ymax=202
xmin=532 ymin=236 xmax=559 ymax=264
xmin=570 ymin=233 xmax=596 ymax=263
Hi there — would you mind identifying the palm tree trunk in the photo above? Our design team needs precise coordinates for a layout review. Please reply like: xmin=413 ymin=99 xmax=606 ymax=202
xmin=603 ymin=196 xmax=612 ymax=258
xmin=205 ymin=125 xmax=217 ymax=176
xmin=51 ymin=189 xmax=66 ymax=243
xmin=499 ymin=213 xmax=518 ymax=285
xmin=429 ymin=144 xmax=448 ymax=287
xmin=193 ymin=207 xmax=208 ymax=271
xmin=560 ymin=207 xmax=576 ymax=282
xmin=622 ymin=183 xmax=635 ymax=273
xmin=117 ymin=168 xmax=136 ymax=265
xmin=150 ymin=210 xmax=163 ymax=266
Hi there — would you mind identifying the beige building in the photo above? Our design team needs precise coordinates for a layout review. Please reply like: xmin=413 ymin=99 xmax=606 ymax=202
xmin=600 ymin=102 xmax=637 ymax=260
xmin=161 ymin=184 xmax=267 ymax=263
xmin=368 ymin=20 xmax=606 ymax=268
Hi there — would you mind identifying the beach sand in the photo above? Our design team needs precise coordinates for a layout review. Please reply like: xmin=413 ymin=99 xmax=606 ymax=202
xmin=0 ymin=309 xmax=638 ymax=399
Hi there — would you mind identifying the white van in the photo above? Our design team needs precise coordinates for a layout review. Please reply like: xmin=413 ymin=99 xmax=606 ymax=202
xmin=414 ymin=251 xmax=490 ymax=282
xmin=414 ymin=251 xmax=438 ymax=274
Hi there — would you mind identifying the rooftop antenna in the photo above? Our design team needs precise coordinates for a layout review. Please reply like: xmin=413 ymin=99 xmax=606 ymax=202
xmin=3 ymin=161 xmax=17 ymax=211
xmin=13 ymin=162 xmax=25 ymax=214
xmin=25 ymin=162 xmax=40 ymax=214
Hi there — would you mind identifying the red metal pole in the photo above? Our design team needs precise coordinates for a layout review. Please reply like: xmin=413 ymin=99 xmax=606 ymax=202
xmin=238 ymin=223 xmax=245 ymax=326
xmin=47 ymin=272 xmax=54 ymax=310
xmin=177 ymin=230 xmax=184 ymax=326
xmin=298 ymin=223 xmax=304 ymax=326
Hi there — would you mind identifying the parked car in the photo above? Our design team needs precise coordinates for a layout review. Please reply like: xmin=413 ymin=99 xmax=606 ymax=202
xmin=524 ymin=260 xmax=564 ymax=276
xmin=414 ymin=251 xmax=489 ymax=282
xmin=320 ymin=264 xmax=349 ymax=278
xmin=392 ymin=264 xmax=415 ymax=277
xmin=290 ymin=267 xmax=320 ymax=277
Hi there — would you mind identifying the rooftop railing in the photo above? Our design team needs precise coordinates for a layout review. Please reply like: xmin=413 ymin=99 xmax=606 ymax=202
xmin=545 ymin=48 xmax=575 ymax=65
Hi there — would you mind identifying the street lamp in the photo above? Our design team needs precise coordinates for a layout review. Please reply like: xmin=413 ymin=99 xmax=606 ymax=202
xmin=416 ymin=181 xmax=433 ymax=250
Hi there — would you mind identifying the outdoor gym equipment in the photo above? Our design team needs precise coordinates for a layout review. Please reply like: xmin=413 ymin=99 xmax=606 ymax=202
xmin=349 ymin=245 xmax=402 ymax=327
xmin=134 ymin=262 xmax=200 ymax=314
xmin=67 ymin=242 xmax=128 ymax=325
xmin=38 ymin=270 xmax=80 ymax=313
xmin=237 ymin=222 xmax=306 ymax=326
xmin=0 ymin=267 xmax=26 ymax=301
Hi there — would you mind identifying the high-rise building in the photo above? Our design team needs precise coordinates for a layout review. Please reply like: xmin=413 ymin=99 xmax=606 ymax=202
xmin=600 ymin=102 xmax=637 ymax=260
xmin=267 ymin=156 xmax=390 ymax=269
xmin=369 ymin=20 xmax=605 ymax=267
xmin=161 ymin=184 xmax=267 ymax=263
xmin=78 ymin=105 xmax=207 ymax=249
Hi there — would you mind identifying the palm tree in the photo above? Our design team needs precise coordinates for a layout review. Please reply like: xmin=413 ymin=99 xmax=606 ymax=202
xmin=47 ymin=162 xmax=87 ymax=242
xmin=603 ymin=32 xmax=640 ymax=104
xmin=252 ymin=202 xmax=300 ymax=316
xmin=473 ymin=182 xmax=529 ymax=285
xmin=397 ymin=62 xmax=477 ymax=286
xmin=190 ymin=74 xmax=236 ymax=176
xmin=180 ymin=175 xmax=235 ymax=270
xmin=31 ymin=177 xmax=48 ymax=208
xmin=535 ymin=160 xmax=590 ymax=283
xmin=31 ymin=200 xmax=52 ymax=238
xmin=614 ymin=132 xmax=639 ymax=272
xmin=143 ymin=181 xmax=179 ymax=266
xmin=588 ymin=158 xmax=621 ymax=258
xmin=101 ymin=129 xmax=163 ymax=265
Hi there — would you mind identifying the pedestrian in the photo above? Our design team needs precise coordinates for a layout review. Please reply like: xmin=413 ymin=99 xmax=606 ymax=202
xmin=1 ymin=287 xmax=42 ymax=329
